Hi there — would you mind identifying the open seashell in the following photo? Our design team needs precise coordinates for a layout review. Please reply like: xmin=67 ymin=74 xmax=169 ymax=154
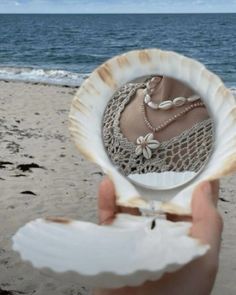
xmin=12 ymin=49 xmax=236 ymax=288
xmin=12 ymin=214 xmax=208 ymax=288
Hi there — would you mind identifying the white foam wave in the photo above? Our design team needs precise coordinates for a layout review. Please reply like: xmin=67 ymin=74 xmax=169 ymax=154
xmin=1 ymin=66 xmax=236 ymax=95
xmin=0 ymin=66 xmax=89 ymax=87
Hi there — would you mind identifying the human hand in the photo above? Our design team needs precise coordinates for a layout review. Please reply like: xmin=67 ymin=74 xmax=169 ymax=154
xmin=94 ymin=178 xmax=223 ymax=295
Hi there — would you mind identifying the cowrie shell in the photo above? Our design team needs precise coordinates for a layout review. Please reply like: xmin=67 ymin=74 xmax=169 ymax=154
xmin=173 ymin=97 xmax=186 ymax=107
xmin=144 ymin=94 xmax=151 ymax=103
xmin=158 ymin=100 xmax=173 ymax=110
xmin=147 ymin=101 xmax=158 ymax=109
xmin=187 ymin=94 xmax=200 ymax=102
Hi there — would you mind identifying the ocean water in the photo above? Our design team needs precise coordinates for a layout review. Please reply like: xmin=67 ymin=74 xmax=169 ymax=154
xmin=0 ymin=13 xmax=235 ymax=87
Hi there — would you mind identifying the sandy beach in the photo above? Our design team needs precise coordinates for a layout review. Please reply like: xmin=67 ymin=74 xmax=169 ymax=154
xmin=0 ymin=80 xmax=235 ymax=295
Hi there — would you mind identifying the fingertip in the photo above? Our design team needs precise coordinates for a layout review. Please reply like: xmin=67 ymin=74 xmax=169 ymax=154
xmin=192 ymin=180 xmax=220 ymax=215
xmin=191 ymin=181 xmax=215 ymax=224
xmin=99 ymin=176 xmax=114 ymax=197
xmin=98 ymin=176 xmax=116 ymax=224
xmin=191 ymin=180 xmax=223 ymax=250
xmin=192 ymin=181 xmax=214 ymax=208
xmin=99 ymin=175 xmax=113 ymax=188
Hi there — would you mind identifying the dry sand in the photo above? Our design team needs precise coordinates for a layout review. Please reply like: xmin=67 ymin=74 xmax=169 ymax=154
xmin=0 ymin=80 xmax=235 ymax=295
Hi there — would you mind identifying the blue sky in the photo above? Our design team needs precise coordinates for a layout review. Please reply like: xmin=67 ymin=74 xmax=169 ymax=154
xmin=0 ymin=0 xmax=236 ymax=13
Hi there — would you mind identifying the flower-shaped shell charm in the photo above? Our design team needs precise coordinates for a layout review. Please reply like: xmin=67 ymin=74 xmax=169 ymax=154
xmin=135 ymin=133 xmax=160 ymax=159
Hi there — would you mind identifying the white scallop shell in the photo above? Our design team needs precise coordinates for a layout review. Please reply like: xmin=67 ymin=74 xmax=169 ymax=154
xmin=158 ymin=100 xmax=173 ymax=110
xmin=12 ymin=49 xmax=236 ymax=288
xmin=67 ymin=48 xmax=236 ymax=214
xmin=12 ymin=214 xmax=208 ymax=288
xmin=173 ymin=96 xmax=186 ymax=107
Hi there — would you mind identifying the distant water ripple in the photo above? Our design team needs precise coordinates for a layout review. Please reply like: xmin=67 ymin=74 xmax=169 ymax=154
xmin=0 ymin=14 xmax=235 ymax=86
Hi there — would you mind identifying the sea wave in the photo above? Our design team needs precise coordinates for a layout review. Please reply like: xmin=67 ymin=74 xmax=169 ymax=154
xmin=0 ymin=66 xmax=236 ymax=96
xmin=0 ymin=66 xmax=89 ymax=87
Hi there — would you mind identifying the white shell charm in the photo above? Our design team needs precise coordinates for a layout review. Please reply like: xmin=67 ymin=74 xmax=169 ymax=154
xmin=147 ymin=101 xmax=158 ymax=109
xmin=173 ymin=96 xmax=186 ymax=107
xmin=144 ymin=94 xmax=151 ymax=103
xmin=135 ymin=133 xmax=160 ymax=159
xmin=187 ymin=94 xmax=201 ymax=102
xmin=158 ymin=100 xmax=173 ymax=110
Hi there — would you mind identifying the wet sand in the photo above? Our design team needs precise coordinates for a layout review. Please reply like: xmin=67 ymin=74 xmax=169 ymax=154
xmin=0 ymin=80 xmax=235 ymax=294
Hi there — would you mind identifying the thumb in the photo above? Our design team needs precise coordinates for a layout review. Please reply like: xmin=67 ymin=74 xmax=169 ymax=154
xmin=191 ymin=181 xmax=223 ymax=258
xmin=98 ymin=177 xmax=117 ymax=225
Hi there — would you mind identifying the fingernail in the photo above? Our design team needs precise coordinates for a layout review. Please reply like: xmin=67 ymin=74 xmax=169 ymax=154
xmin=202 ymin=181 xmax=212 ymax=197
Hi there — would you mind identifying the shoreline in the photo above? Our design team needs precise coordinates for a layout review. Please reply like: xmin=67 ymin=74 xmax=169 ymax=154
xmin=0 ymin=80 xmax=235 ymax=295
xmin=1 ymin=77 xmax=236 ymax=90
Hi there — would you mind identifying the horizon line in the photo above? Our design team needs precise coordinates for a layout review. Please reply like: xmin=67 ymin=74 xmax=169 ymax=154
xmin=0 ymin=12 xmax=236 ymax=15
